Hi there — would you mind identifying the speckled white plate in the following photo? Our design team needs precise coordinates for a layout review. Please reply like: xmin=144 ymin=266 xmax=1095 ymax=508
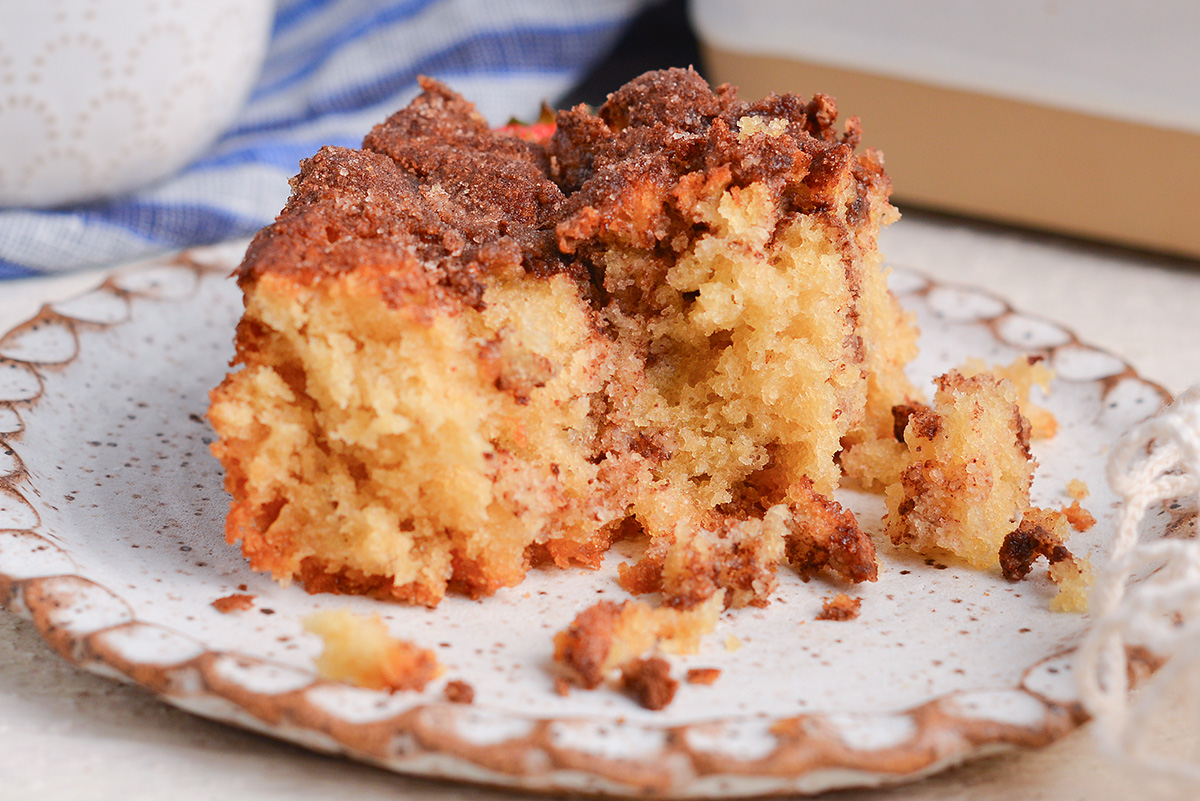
xmin=0 ymin=241 xmax=1175 ymax=798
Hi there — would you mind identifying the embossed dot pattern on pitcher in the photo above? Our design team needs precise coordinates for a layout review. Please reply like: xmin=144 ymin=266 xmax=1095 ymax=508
xmin=0 ymin=0 xmax=274 ymax=207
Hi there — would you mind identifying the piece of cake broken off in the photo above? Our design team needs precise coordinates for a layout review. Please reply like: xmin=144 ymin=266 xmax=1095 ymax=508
xmin=879 ymin=365 xmax=1091 ymax=610
xmin=553 ymin=595 xmax=723 ymax=689
xmin=883 ymin=370 xmax=1036 ymax=570
xmin=303 ymin=609 xmax=442 ymax=692
xmin=552 ymin=595 xmax=722 ymax=710
xmin=999 ymin=506 xmax=1093 ymax=612
xmin=208 ymin=68 xmax=917 ymax=608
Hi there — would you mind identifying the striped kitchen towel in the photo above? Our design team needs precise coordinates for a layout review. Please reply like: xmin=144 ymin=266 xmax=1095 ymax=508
xmin=0 ymin=0 xmax=655 ymax=279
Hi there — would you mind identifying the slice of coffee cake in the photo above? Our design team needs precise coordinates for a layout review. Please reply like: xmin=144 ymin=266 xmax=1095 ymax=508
xmin=208 ymin=68 xmax=917 ymax=607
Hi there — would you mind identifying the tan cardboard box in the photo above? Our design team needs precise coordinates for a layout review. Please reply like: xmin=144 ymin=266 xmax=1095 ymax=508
xmin=692 ymin=1 xmax=1200 ymax=260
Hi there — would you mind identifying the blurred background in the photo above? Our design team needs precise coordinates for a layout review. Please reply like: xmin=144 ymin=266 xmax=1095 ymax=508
xmin=5 ymin=0 xmax=1197 ymax=278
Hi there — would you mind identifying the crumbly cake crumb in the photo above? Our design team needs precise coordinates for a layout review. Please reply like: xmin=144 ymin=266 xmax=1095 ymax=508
xmin=211 ymin=593 xmax=255 ymax=613
xmin=552 ymin=595 xmax=722 ymax=690
xmin=999 ymin=508 xmax=1072 ymax=582
xmin=620 ymin=657 xmax=679 ymax=710
xmin=785 ymin=478 xmax=878 ymax=584
xmin=1067 ymin=479 xmax=1089 ymax=500
xmin=1062 ymin=499 xmax=1097 ymax=532
xmin=443 ymin=679 xmax=475 ymax=704
xmin=817 ymin=593 xmax=862 ymax=621
xmin=1048 ymin=556 xmax=1094 ymax=613
xmin=303 ymin=609 xmax=442 ymax=691
xmin=686 ymin=667 xmax=721 ymax=685
xmin=618 ymin=480 xmax=877 ymax=610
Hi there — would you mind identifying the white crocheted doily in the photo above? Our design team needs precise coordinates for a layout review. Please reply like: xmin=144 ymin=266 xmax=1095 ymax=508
xmin=1079 ymin=385 xmax=1200 ymax=780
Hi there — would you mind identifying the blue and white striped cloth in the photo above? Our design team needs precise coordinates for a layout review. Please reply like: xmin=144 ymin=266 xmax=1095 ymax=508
xmin=0 ymin=0 xmax=653 ymax=279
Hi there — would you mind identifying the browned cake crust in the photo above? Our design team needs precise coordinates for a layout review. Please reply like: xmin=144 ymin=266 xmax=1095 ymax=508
xmin=685 ymin=667 xmax=721 ymax=686
xmin=236 ymin=71 xmax=883 ymax=304
xmin=210 ymin=68 xmax=917 ymax=608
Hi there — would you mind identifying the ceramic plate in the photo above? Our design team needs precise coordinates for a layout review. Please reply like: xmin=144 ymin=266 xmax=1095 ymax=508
xmin=0 ymin=241 xmax=1173 ymax=798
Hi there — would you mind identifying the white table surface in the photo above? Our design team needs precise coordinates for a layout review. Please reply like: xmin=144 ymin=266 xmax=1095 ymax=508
xmin=3 ymin=208 xmax=1200 ymax=800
